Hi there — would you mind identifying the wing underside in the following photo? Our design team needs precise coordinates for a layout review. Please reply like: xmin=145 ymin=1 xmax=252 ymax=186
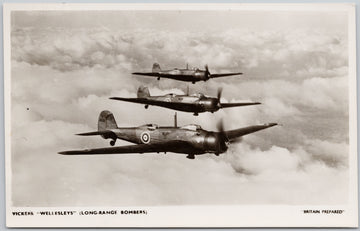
xmin=59 ymin=140 xmax=195 ymax=155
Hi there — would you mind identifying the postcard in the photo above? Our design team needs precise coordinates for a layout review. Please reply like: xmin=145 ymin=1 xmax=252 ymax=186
xmin=4 ymin=3 xmax=358 ymax=227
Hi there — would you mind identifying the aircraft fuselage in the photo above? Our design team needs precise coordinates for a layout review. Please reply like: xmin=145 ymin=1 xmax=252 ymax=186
xmin=156 ymin=69 xmax=207 ymax=83
xmin=107 ymin=125 xmax=226 ymax=156
xmin=146 ymin=94 xmax=219 ymax=113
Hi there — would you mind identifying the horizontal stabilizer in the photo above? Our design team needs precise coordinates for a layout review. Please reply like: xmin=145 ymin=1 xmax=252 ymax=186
xmin=76 ymin=130 xmax=114 ymax=136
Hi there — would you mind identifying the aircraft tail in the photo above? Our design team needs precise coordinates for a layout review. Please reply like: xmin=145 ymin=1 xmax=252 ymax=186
xmin=152 ymin=63 xmax=161 ymax=73
xmin=137 ymin=86 xmax=150 ymax=98
xmin=98 ymin=110 xmax=118 ymax=131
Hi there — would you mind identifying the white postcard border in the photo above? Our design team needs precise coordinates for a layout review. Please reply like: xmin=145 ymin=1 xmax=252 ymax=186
xmin=3 ymin=3 xmax=358 ymax=228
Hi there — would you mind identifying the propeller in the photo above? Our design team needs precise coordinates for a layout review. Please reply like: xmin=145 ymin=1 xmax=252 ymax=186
xmin=216 ymin=119 xmax=229 ymax=153
xmin=217 ymin=87 xmax=223 ymax=101
xmin=216 ymin=118 xmax=225 ymax=134
xmin=216 ymin=119 xmax=242 ymax=144
xmin=216 ymin=87 xmax=223 ymax=108
xmin=204 ymin=64 xmax=211 ymax=79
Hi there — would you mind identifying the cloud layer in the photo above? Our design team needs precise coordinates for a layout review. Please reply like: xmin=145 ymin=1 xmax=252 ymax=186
xmin=10 ymin=11 xmax=349 ymax=206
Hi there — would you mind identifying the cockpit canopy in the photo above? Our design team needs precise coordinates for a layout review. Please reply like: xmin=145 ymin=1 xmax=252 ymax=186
xmin=180 ymin=124 xmax=202 ymax=131
xmin=191 ymin=93 xmax=205 ymax=99
xmin=144 ymin=124 xmax=159 ymax=130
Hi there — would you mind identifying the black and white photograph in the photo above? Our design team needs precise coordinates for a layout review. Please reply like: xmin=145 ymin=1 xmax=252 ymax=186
xmin=4 ymin=3 xmax=358 ymax=227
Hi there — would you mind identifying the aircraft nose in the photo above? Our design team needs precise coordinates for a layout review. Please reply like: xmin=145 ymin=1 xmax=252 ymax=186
xmin=212 ymin=98 xmax=220 ymax=108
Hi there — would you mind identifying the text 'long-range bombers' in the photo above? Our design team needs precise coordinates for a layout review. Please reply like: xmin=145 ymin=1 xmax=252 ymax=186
xmin=132 ymin=63 xmax=243 ymax=84
xmin=110 ymin=86 xmax=261 ymax=116
xmin=59 ymin=110 xmax=278 ymax=159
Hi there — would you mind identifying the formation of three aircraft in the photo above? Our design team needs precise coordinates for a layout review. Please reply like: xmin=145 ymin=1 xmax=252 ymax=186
xmin=59 ymin=63 xmax=278 ymax=159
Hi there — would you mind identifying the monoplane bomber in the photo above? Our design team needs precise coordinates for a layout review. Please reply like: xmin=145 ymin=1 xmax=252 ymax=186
xmin=110 ymin=86 xmax=261 ymax=116
xmin=59 ymin=62 xmax=278 ymax=159
xmin=132 ymin=63 xmax=243 ymax=83
xmin=59 ymin=110 xmax=277 ymax=159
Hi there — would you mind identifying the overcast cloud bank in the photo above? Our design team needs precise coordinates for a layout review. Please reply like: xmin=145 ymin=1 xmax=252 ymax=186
xmin=11 ymin=11 xmax=349 ymax=206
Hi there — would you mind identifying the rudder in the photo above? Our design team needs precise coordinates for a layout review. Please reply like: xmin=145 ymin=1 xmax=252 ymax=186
xmin=137 ymin=86 xmax=150 ymax=98
xmin=152 ymin=63 xmax=161 ymax=73
xmin=98 ymin=110 xmax=118 ymax=131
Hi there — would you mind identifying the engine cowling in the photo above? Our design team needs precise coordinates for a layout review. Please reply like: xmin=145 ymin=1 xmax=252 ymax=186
xmin=204 ymin=132 xmax=228 ymax=154
xmin=200 ymin=98 xmax=219 ymax=112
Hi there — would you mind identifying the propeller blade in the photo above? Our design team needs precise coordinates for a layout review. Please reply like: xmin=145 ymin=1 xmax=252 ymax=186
xmin=216 ymin=119 xmax=225 ymax=133
xmin=204 ymin=64 xmax=210 ymax=78
xmin=216 ymin=119 xmax=229 ymax=153
xmin=217 ymin=87 xmax=223 ymax=101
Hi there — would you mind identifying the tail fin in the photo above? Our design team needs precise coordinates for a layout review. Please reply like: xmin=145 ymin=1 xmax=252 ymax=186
xmin=152 ymin=63 xmax=161 ymax=73
xmin=98 ymin=110 xmax=118 ymax=131
xmin=137 ymin=86 xmax=150 ymax=98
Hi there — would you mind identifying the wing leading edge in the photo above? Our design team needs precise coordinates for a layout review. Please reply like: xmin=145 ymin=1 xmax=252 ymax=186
xmin=220 ymin=102 xmax=261 ymax=108
xmin=210 ymin=72 xmax=243 ymax=78
xmin=109 ymin=97 xmax=195 ymax=109
xmin=225 ymin=123 xmax=278 ymax=141
xmin=132 ymin=72 xmax=159 ymax=77
xmin=58 ymin=140 xmax=193 ymax=155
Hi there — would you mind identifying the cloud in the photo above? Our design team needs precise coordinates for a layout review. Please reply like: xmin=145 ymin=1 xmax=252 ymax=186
xmin=9 ymin=11 xmax=350 ymax=206
xmin=12 ymin=25 xmax=347 ymax=77
xmin=11 ymin=119 xmax=348 ymax=206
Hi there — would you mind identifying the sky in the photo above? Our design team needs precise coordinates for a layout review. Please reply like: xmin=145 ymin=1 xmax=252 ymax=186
xmin=10 ymin=10 xmax=350 ymax=206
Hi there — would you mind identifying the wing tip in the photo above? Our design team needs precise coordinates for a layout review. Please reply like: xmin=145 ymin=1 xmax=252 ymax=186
xmin=265 ymin=123 xmax=278 ymax=127
xmin=132 ymin=72 xmax=146 ymax=76
xmin=58 ymin=149 xmax=91 ymax=155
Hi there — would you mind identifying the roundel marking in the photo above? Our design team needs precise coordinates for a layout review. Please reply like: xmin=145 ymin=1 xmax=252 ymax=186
xmin=140 ymin=132 xmax=151 ymax=144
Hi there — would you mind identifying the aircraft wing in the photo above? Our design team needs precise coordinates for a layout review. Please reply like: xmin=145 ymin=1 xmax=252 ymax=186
xmin=220 ymin=102 xmax=261 ymax=108
xmin=210 ymin=72 xmax=243 ymax=78
xmin=58 ymin=140 xmax=193 ymax=155
xmin=109 ymin=97 xmax=195 ymax=109
xmin=76 ymin=130 xmax=114 ymax=136
xmin=225 ymin=123 xmax=277 ymax=141
xmin=132 ymin=72 xmax=159 ymax=77
xmin=109 ymin=97 xmax=153 ymax=105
